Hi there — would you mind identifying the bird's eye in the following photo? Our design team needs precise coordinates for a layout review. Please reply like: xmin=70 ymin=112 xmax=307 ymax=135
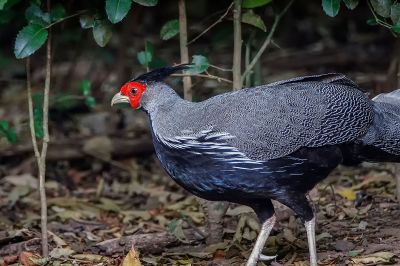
xmin=130 ymin=88 xmax=138 ymax=95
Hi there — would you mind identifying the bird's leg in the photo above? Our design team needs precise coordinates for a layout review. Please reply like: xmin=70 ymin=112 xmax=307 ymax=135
xmin=245 ymin=215 xmax=276 ymax=266
xmin=305 ymin=216 xmax=317 ymax=266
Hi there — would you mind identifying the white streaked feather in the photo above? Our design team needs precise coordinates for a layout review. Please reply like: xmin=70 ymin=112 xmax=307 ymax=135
xmin=156 ymin=130 xmax=267 ymax=168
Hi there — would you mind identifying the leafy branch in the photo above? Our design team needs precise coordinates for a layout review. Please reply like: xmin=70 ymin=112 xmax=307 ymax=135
xmin=24 ymin=0 xmax=53 ymax=256
xmin=241 ymin=0 xmax=294 ymax=84
xmin=322 ymin=0 xmax=400 ymax=35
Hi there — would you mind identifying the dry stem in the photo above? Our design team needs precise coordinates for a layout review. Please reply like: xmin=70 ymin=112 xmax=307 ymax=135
xmin=241 ymin=0 xmax=294 ymax=84
xmin=187 ymin=2 xmax=234 ymax=45
xmin=172 ymin=73 xmax=232 ymax=84
xmin=178 ymin=0 xmax=192 ymax=100
xmin=232 ymin=0 xmax=242 ymax=90
xmin=25 ymin=1 xmax=53 ymax=256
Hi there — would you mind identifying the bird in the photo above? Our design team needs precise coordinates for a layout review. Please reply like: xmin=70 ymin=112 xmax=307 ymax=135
xmin=111 ymin=65 xmax=400 ymax=266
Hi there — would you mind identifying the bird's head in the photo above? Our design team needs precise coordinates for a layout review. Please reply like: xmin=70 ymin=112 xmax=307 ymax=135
xmin=111 ymin=64 xmax=192 ymax=109
xmin=111 ymin=81 xmax=146 ymax=109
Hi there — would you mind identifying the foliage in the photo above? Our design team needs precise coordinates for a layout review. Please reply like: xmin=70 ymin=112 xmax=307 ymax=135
xmin=136 ymin=40 xmax=166 ymax=69
xmin=105 ymin=0 xmax=132 ymax=24
xmin=14 ymin=3 xmax=67 ymax=58
xmin=11 ymin=0 xmax=162 ymax=57
xmin=242 ymin=0 xmax=272 ymax=9
xmin=322 ymin=0 xmax=341 ymax=17
xmin=160 ymin=19 xmax=180 ymax=40
xmin=92 ymin=19 xmax=113 ymax=47
xmin=188 ymin=55 xmax=209 ymax=74
xmin=241 ymin=9 xmax=266 ymax=31
xmin=32 ymin=93 xmax=44 ymax=139
xmin=79 ymin=80 xmax=97 ymax=108
xmin=0 ymin=120 xmax=17 ymax=143
xmin=321 ymin=0 xmax=400 ymax=35
xmin=133 ymin=0 xmax=158 ymax=6
xmin=14 ymin=24 xmax=48 ymax=59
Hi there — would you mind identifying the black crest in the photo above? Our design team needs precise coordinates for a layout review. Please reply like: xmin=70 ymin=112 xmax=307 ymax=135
xmin=133 ymin=64 xmax=192 ymax=83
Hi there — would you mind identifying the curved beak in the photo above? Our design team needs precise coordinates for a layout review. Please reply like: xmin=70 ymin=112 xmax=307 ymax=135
xmin=111 ymin=92 xmax=129 ymax=106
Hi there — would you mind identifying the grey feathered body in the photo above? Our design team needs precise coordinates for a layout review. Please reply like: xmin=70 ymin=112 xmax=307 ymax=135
xmin=136 ymin=72 xmax=400 ymax=221
xmin=143 ymin=74 xmax=373 ymax=160
xmin=364 ymin=90 xmax=400 ymax=155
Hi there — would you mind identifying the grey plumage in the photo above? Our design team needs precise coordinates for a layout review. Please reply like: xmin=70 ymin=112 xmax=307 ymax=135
xmin=142 ymin=73 xmax=373 ymax=161
xmin=362 ymin=89 xmax=400 ymax=155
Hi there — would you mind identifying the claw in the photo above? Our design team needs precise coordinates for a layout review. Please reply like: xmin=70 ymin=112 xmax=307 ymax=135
xmin=259 ymin=254 xmax=277 ymax=261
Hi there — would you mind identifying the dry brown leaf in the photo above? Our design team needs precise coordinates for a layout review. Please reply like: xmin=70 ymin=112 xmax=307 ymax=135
xmin=347 ymin=251 xmax=395 ymax=264
xmin=2 ymin=255 xmax=18 ymax=265
xmin=49 ymin=247 xmax=75 ymax=258
xmin=72 ymin=254 xmax=111 ymax=263
xmin=293 ymin=261 xmax=308 ymax=266
xmin=19 ymin=251 xmax=41 ymax=266
xmin=83 ymin=136 xmax=113 ymax=160
xmin=283 ymin=228 xmax=297 ymax=243
xmin=352 ymin=174 xmax=393 ymax=190
xmin=122 ymin=247 xmax=142 ymax=266
xmin=4 ymin=174 xmax=37 ymax=189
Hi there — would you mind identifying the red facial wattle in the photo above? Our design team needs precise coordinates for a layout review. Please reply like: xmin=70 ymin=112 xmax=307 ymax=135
xmin=120 ymin=81 xmax=147 ymax=109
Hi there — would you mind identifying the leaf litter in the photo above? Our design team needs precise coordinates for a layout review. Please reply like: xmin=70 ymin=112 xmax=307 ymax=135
xmin=1 ymin=157 xmax=400 ymax=265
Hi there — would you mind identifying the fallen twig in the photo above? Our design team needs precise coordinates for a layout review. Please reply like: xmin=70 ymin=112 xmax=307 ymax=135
xmin=94 ymin=229 xmax=204 ymax=256
xmin=0 ymin=238 xmax=41 ymax=257
xmin=0 ymin=136 xmax=154 ymax=161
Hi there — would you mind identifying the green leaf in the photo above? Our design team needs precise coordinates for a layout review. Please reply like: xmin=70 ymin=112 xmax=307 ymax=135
xmin=322 ymin=0 xmax=341 ymax=17
xmin=50 ymin=4 xmax=66 ymax=22
xmin=79 ymin=80 xmax=91 ymax=96
xmin=392 ymin=24 xmax=400 ymax=32
xmin=242 ymin=0 xmax=272 ymax=8
xmin=390 ymin=3 xmax=400 ymax=24
xmin=25 ymin=4 xmax=50 ymax=26
xmin=33 ymin=108 xmax=44 ymax=139
xmin=54 ymin=94 xmax=80 ymax=109
xmin=92 ymin=20 xmax=112 ymax=47
xmin=144 ymin=40 xmax=154 ymax=55
xmin=79 ymin=14 xmax=95 ymax=29
xmin=85 ymin=96 xmax=96 ymax=108
xmin=366 ymin=17 xmax=378 ymax=25
xmin=0 ymin=0 xmax=8 ymax=10
xmin=167 ymin=220 xmax=189 ymax=243
xmin=133 ymin=0 xmax=158 ymax=6
xmin=241 ymin=10 xmax=266 ymax=31
xmin=2 ymin=0 xmax=20 ymax=10
xmin=137 ymin=51 xmax=152 ymax=66
xmin=0 ymin=120 xmax=17 ymax=143
xmin=105 ymin=0 xmax=132 ymax=24
xmin=14 ymin=24 xmax=48 ymax=59
xmin=370 ymin=0 xmax=392 ymax=18
xmin=137 ymin=40 xmax=154 ymax=66
xmin=342 ymin=0 xmax=358 ymax=10
xmin=188 ymin=55 xmax=209 ymax=74
xmin=160 ymin=19 xmax=179 ymax=40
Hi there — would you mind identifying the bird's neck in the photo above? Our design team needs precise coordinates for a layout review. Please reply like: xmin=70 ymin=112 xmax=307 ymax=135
xmin=141 ymin=82 xmax=188 ymax=114
xmin=141 ymin=82 xmax=193 ymax=138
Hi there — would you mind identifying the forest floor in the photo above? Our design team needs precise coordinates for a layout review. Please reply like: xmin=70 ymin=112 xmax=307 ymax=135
xmin=1 ymin=156 xmax=400 ymax=265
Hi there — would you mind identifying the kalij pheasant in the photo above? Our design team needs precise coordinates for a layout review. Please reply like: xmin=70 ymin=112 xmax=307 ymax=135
xmin=111 ymin=65 xmax=400 ymax=266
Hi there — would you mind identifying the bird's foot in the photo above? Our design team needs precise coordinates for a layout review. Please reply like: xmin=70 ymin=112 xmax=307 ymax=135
xmin=259 ymin=254 xmax=277 ymax=261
